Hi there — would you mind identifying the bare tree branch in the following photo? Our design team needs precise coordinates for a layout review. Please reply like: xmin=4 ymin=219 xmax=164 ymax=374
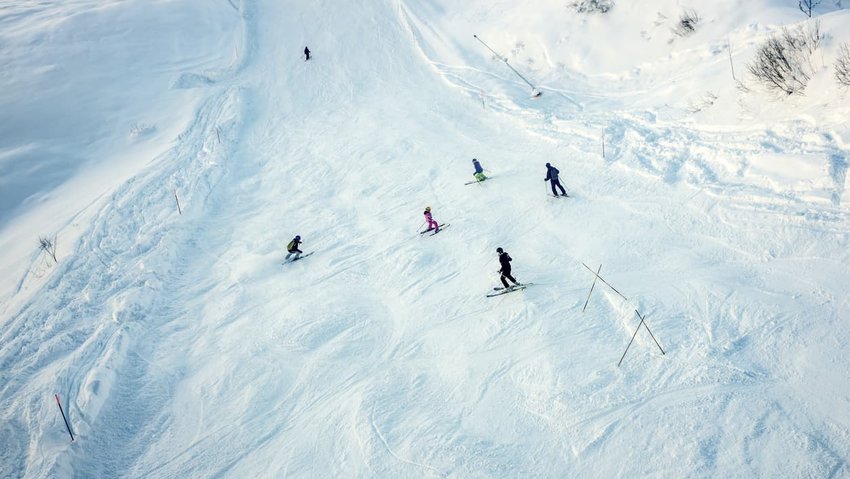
xmin=747 ymin=22 xmax=821 ymax=95
xmin=38 ymin=235 xmax=58 ymax=263
xmin=836 ymin=42 xmax=850 ymax=87
xmin=799 ymin=0 xmax=822 ymax=18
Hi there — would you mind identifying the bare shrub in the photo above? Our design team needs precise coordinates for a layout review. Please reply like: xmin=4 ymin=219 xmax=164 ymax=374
xmin=569 ymin=0 xmax=614 ymax=14
xmin=673 ymin=9 xmax=700 ymax=37
xmin=39 ymin=235 xmax=58 ymax=263
xmin=747 ymin=21 xmax=822 ymax=95
xmin=129 ymin=123 xmax=156 ymax=138
xmin=836 ymin=41 xmax=850 ymax=87
xmin=686 ymin=91 xmax=718 ymax=113
xmin=799 ymin=0 xmax=822 ymax=18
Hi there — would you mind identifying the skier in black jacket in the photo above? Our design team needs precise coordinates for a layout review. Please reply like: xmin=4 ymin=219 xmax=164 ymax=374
xmin=544 ymin=162 xmax=568 ymax=197
xmin=304 ymin=46 xmax=311 ymax=61
xmin=496 ymin=247 xmax=520 ymax=289
xmin=285 ymin=235 xmax=303 ymax=261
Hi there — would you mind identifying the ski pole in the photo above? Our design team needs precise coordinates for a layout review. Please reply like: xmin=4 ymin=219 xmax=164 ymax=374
xmin=416 ymin=220 xmax=426 ymax=232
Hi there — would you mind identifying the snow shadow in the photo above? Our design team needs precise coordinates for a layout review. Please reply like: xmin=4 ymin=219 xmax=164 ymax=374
xmin=829 ymin=153 xmax=847 ymax=206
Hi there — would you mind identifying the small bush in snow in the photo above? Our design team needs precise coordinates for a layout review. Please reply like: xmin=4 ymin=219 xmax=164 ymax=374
xmin=798 ymin=0 xmax=822 ymax=18
xmin=747 ymin=21 xmax=822 ymax=95
xmin=835 ymin=42 xmax=850 ymax=87
xmin=569 ymin=0 xmax=614 ymax=14
xmin=686 ymin=91 xmax=718 ymax=113
xmin=673 ymin=9 xmax=700 ymax=37
xmin=39 ymin=236 xmax=58 ymax=263
xmin=129 ymin=123 xmax=156 ymax=138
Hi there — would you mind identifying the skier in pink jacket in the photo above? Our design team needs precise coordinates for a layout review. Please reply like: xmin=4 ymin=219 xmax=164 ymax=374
xmin=424 ymin=206 xmax=440 ymax=233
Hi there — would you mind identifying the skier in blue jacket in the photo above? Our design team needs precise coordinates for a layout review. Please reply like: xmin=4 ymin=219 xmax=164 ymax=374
xmin=544 ymin=162 xmax=568 ymax=197
xmin=472 ymin=158 xmax=487 ymax=182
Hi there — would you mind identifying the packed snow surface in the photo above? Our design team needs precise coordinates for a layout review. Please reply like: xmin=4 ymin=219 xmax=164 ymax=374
xmin=1 ymin=0 xmax=849 ymax=477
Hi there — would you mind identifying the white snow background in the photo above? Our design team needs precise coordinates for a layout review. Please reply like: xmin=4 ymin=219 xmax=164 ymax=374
xmin=1 ymin=0 xmax=849 ymax=477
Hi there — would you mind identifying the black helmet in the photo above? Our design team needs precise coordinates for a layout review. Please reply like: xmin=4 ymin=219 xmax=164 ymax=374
xmin=546 ymin=162 xmax=551 ymax=167
xmin=496 ymin=247 xmax=503 ymax=253
xmin=295 ymin=235 xmax=301 ymax=240
xmin=472 ymin=158 xmax=477 ymax=162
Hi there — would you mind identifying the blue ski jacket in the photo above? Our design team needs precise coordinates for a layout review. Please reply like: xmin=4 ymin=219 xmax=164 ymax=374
xmin=473 ymin=159 xmax=484 ymax=174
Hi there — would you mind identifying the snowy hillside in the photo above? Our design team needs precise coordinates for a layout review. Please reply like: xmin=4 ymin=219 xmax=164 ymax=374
xmin=1 ymin=0 xmax=849 ymax=477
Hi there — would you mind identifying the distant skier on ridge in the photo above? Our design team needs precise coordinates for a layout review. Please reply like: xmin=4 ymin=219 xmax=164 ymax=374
xmin=304 ymin=46 xmax=311 ymax=61
xmin=285 ymin=235 xmax=303 ymax=261
xmin=472 ymin=158 xmax=487 ymax=182
xmin=423 ymin=206 xmax=440 ymax=233
xmin=496 ymin=247 xmax=520 ymax=289
xmin=544 ymin=162 xmax=568 ymax=197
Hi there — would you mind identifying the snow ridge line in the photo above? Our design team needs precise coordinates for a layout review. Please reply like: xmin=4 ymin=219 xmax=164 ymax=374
xmin=371 ymin=410 xmax=446 ymax=477
xmin=34 ymin=86 xmax=243 ymax=478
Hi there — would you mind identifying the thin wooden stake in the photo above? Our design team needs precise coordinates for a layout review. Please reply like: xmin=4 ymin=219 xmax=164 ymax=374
xmin=174 ymin=190 xmax=182 ymax=215
xmin=727 ymin=35 xmax=737 ymax=81
xmin=581 ymin=262 xmax=628 ymax=301
xmin=618 ymin=311 xmax=666 ymax=367
xmin=635 ymin=309 xmax=665 ymax=355
xmin=602 ymin=128 xmax=606 ymax=158
xmin=618 ymin=315 xmax=645 ymax=367
xmin=582 ymin=263 xmax=602 ymax=312
xmin=55 ymin=394 xmax=75 ymax=442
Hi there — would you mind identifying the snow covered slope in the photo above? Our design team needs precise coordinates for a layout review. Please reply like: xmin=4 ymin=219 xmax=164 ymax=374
xmin=1 ymin=0 xmax=849 ymax=477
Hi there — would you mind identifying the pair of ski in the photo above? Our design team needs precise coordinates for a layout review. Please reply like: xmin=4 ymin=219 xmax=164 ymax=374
xmin=465 ymin=180 xmax=487 ymax=186
xmin=486 ymin=282 xmax=533 ymax=297
xmin=464 ymin=175 xmax=492 ymax=186
xmin=420 ymin=223 xmax=450 ymax=236
xmin=281 ymin=252 xmax=314 ymax=265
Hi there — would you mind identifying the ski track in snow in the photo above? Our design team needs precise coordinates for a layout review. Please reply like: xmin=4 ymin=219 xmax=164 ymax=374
xmin=2 ymin=0 xmax=850 ymax=477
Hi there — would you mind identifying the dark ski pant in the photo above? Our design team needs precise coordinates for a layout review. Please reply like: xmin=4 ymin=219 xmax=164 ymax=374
xmin=285 ymin=250 xmax=302 ymax=260
xmin=501 ymin=270 xmax=518 ymax=288
xmin=550 ymin=179 xmax=566 ymax=196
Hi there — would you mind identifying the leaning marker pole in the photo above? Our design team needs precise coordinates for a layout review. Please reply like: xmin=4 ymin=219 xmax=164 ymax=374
xmin=582 ymin=264 xmax=602 ymax=312
xmin=582 ymin=262 xmax=628 ymax=301
xmin=634 ymin=310 xmax=666 ymax=356
xmin=473 ymin=35 xmax=541 ymax=97
xmin=618 ymin=315 xmax=645 ymax=367
xmin=55 ymin=394 xmax=75 ymax=442
xmin=618 ymin=310 xmax=666 ymax=367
